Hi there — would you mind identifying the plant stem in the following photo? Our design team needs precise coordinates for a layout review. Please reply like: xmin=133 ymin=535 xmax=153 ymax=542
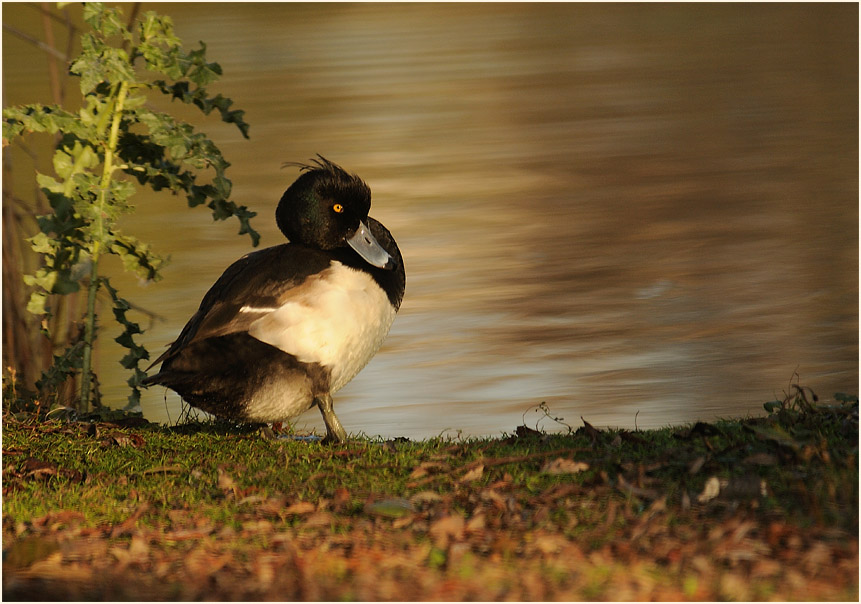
xmin=79 ymin=79 xmax=129 ymax=413
xmin=79 ymin=258 xmax=99 ymax=413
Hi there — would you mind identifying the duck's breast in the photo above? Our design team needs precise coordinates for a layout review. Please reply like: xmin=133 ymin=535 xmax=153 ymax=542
xmin=246 ymin=260 xmax=397 ymax=393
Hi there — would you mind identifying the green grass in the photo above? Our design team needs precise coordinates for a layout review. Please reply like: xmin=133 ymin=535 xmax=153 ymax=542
xmin=2 ymin=392 xmax=858 ymax=600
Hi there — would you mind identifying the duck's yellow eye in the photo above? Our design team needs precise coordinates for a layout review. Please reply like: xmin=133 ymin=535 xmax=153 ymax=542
xmin=332 ymin=203 xmax=344 ymax=214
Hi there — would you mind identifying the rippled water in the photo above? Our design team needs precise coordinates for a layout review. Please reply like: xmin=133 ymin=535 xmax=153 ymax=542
xmin=4 ymin=3 xmax=857 ymax=438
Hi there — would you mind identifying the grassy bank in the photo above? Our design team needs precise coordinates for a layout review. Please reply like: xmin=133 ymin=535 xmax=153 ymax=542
xmin=2 ymin=394 xmax=858 ymax=600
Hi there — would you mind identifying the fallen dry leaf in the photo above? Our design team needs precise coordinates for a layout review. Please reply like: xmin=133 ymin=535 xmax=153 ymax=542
xmin=216 ymin=468 xmax=236 ymax=491
xmin=42 ymin=510 xmax=86 ymax=527
xmin=110 ymin=535 xmax=150 ymax=567
xmin=697 ymin=476 xmax=722 ymax=503
xmin=410 ymin=491 xmax=443 ymax=505
xmin=23 ymin=458 xmax=56 ymax=475
xmin=238 ymin=494 xmax=267 ymax=506
xmin=479 ymin=488 xmax=507 ymax=510
xmin=101 ymin=432 xmax=145 ymax=448
xmin=645 ymin=496 xmax=667 ymax=516
xmin=465 ymin=513 xmax=486 ymax=532
xmin=20 ymin=458 xmax=83 ymax=483
xmin=459 ymin=464 xmax=484 ymax=483
xmin=303 ymin=512 xmax=334 ymax=527
xmin=110 ymin=502 xmax=150 ymax=538
xmin=580 ymin=417 xmax=601 ymax=443
xmin=409 ymin=461 xmax=451 ymax=479
xmin=534 ymin=534 xmax=568 ymax=555
xmin=429 ymin=514 xmax=465 ymax=549
xmin=541 ymin=458 xmax=589 ymax=475
xmin=283 ymin=501 xmax=316 ymax=515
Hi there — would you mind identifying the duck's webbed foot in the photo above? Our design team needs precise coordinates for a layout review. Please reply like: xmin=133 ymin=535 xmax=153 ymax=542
xmin=315 ymin=393 xmax=347 ymax=443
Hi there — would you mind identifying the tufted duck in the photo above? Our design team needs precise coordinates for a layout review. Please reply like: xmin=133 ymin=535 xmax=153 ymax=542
xmin=143 ymin=156 xmax=405 ymax=442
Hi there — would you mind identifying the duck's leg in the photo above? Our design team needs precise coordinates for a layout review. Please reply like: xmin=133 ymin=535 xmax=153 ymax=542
xmin=315 ymin=393 xmax=347 ymax=443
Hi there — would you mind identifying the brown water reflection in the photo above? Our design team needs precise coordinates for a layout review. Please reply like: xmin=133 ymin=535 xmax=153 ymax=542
xmin=4 ymin=3 xmax=857 ymax=437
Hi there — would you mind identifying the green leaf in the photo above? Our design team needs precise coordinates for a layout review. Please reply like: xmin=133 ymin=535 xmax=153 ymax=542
xmin=29 ymin=232 xmax=55 ymax=254
xmin=9 ymin=1 xmax=256 ymax=408
xmin=110 ymin=233 xmax=166 ymax=282
xmin=152 ymin=81 xmax=250 ymax=139
xmin=53 ymin=140 xmax=99 ymax=180
xmin=35 ymin=341 xmax=86 ymax=396
xmin=82 ymin=2 xmax=106 ymax=28
xmin=139 ymin=12 xmax=181 ymax=48
xmin=122 ymin=93 xmax=148 ymax=109
xmin=36 ymin=172 xmax=64 ymax=193
xmin=103 ymin=277 xmax=150 ymax=409
xmin=24 ymin=267 xmax=57 ymax=293
xmin=82 ymin=3 xmax=126 ymax=39
xmin=25 ymin=291 xmax=49 ymax=315
xmin=53 ymin=280 xmax=81 ymax=296
xmin=186 ymin=42 xmax=223 ymax=86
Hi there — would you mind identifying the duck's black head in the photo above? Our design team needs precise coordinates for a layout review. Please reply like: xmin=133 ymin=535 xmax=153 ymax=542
xmin=277 ymin=156 xmax=396 ymax=270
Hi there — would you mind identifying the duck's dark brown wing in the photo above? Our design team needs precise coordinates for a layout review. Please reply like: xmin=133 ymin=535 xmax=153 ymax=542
xmin=144 ymin=243 xmax=333 ymax=375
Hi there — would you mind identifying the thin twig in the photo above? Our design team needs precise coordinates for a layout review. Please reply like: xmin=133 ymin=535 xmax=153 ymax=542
xmin=2 ymin=24 xmax=67 ymax=61
xmin=25 ymin=1 xmax=79 ymax=34
xmin=62 ymin=7 xmax=77 ymax=67
xmin=3 ymin=194 xmax=41 ymax=221
xmin=126 ymin=3 xmax=142 ymax=33
xmin=40 ymin=2 xmax=63 ymax=105
xmin=121 ymin=3 xmax=142 ymax=53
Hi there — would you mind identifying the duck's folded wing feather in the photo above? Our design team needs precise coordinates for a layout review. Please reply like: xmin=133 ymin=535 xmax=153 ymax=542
xmin=150 ymin=244 xmax=332 ymax=368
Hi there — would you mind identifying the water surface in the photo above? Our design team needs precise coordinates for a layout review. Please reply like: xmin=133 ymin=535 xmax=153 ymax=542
xmin=4 ymin=3 xmax=857 ymax=438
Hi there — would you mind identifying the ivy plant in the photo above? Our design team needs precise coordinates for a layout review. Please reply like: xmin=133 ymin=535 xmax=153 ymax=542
xmin=3 ymin=2 xmax=258 ymax=413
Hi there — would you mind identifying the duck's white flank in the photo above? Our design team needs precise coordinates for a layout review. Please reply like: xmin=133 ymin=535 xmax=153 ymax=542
xmin=247 ymin=261 xmax=397 ymax=393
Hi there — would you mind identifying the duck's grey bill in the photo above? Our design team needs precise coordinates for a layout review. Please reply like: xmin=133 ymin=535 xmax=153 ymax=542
xmin=347 ymin=220 xmax=394 ymax=269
